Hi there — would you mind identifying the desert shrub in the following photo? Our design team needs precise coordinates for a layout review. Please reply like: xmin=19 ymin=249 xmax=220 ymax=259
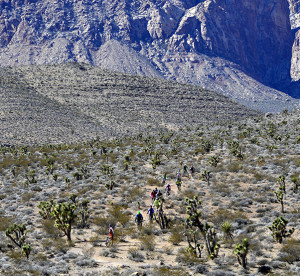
xmin=107 ymin=204 xmax=131 ymax=227
xmin=154 ymin=267 xmax=190 ymax=276
xmin=128 ymin=248 xmax=144 ymax=262
xmin=89 ymin=234 xmax=101 ymax=246
xmin=227 ymin=162 xmax=242 ymax=173
xmin=212 ymin=183 xmax=231 ymax=196
xmin=53 ymin=238 xmax=73 ymax=253
xmin=253 ymin=171 xmax=265 ymax=182
xmin=182 ymin=188 xmax=197 ymax=199
xmin=147 ymin=177 xmax=161 ymax=186
xmin=93 ymin=216 xmax=110 ymax=234
xmin=168 ymin=224 xmax=184 ymax=245
xmin=175 ymin=248 xmax=204 ymax=265
xmin=33 ymin=253 xmax=47 ymax=262
xmin=209 ymin=208 xmax=247 ymax=226
xmin=139 ymin=234 xmax=155 ymax=251
xmin=41 ymin=219 xmax=61 ymax=238
xmin=162 ymin=246 xmax=173 ymax=255
xmin=21 ymin=192 xmax=35 ymax=203
xmin=0 ymin=216 xmax=15 ymax=231
xmin=6 ymin=248 xmax=23 ymax=264
xmin=126 ymin=186 xmax=145 ymax=202
xmin=279 ymin=239 xmax=300 ymax=263
xmin=140 ymin=223 xmax=154 ymax=236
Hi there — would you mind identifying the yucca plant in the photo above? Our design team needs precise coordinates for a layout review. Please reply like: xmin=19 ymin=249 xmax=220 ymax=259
xmin=220 ymin=221 xmax=234 ymax=241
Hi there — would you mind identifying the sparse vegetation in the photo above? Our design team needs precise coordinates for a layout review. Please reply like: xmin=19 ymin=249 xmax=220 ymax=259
xmin=0 ymin=106 xmax=299 ymax=275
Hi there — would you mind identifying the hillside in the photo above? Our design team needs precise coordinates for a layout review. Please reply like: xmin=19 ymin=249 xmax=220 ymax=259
xmin=0 ymin=0 xmax=299 ymax=108
xmin=0 ymin=63 xmax=260 ymax=146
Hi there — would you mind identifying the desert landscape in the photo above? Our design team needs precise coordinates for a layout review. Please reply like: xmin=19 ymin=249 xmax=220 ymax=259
xmin=0 ymin=1 xmax=300 ymax=275
xmin=0 ymin=104 xmax=299 ymax=275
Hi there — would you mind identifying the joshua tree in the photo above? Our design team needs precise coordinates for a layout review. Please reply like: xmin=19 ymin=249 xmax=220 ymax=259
xmin=105 ymin=180 xmax=115 ymax=190
xmin=153 ymin=198 xmax=169 ymax=229
xmin=69 ymin=194 xmax=90 ymax=228
xmin=38 ymin=200 xmax=55 ymax=219
xmin=229 ymin=140 xmax=244 ymax=160
xmin=208 ymin=156 xmax=220 ymax=167
xmin=185 ymin=228 xmax=204 ymax=258
xmin=10 ymin=166 xmax=16 ymax=177
xmin=39 ymin=200 xmax=77 ymax=241
xmin=150 ymin=151 xmax=161 ymax=169
xmin=45 ymin=157 xmax=55 ymax=175
xmin=26 ymin=170 xmax=37 ymax=184
xmin=5 ymin=223 xmax=28 ymax=248
xmin=5 ymin=223 xmax=31 ymax=260
xmin=22 ymin=244 xmax=31 ymax=259
xmin=233 ymin=238 xmax=249 ymax=269
xmin=65 ymin=177 xmax=70 ymax=188
xmin=185 ymin=196 xmax=220 ymax=259
xmin=276 ymin=175 xmax=286 ymax=193
xmin=73 ymin=172 xmax=83 ymax=181
xmin=51 ymin=202 xmax=77 ymax=241
xmin=274 ymin=186 xmax=285 ymax=213
xmin=201 ymin=170 xmax=211 ymax=186
xmin=268 ymin=216 xmax=294 ymax=243
xmin=101 ymin=164 xmax=114 ymax=177
xmin=80 ymin=166 xmax=89 ymax=179
xmin=200 ymin=139 xmax=213 ymax=153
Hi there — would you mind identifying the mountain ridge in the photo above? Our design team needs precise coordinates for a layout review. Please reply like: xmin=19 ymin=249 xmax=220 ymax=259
xmin=0 ymin=63 xmax=260 ymax=145
xmin=0 ymin=0 xmax=299 ymax=107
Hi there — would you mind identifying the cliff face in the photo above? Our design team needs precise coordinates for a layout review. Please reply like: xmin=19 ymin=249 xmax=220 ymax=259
xmin=289 ymin=0 xmax=300 ymax=83
xmin=0 ymin=0 xmax=297 ymax=100
xmin=168 ymin=0 xmax=293 ymax=87
xmin=289 ymin=0 xmax=300 ymax=28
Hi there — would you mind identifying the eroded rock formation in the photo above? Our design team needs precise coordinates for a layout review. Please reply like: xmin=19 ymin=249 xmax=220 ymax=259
xmin=0 ymin=0 xmax=298 ymax=100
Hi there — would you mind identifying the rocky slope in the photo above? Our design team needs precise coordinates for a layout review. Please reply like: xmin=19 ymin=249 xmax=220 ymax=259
xmin=0 ymin=63 xmax=260 ymax=145
xmin=0 ymin=0 xmax=299 ymax=107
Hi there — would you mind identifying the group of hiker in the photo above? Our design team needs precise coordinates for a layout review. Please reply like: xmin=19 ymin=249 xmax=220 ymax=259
xmin=134 ymin=165 xmax=195 ymax=228
xmin=107 ymin=165 xmax=196 ymax=243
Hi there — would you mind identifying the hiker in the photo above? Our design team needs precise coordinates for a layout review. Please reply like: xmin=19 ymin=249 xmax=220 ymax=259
xmin=183 ymin=165 xmax=189 ymax=176
xmin=135 ymin=211 xmax=143 ymax=227
xmin=165 ymin=183 xmax=171 ymax=196
xmin=147 ymin=205 xmax=155 ymax=221
xmin=177 ymin=170 xmax=182 ymax=181
xmin=108 ymin=224 xmax=114 ymax=241
xmin=176 ymin=179 xmax=182 ymax=191
xmin=156 ymin=189 xmax=163 ymax=200
xmin=162 ymin=173 xmax=167 ymax=185
xmin=151 ymin=190 xmax=155 ymax=201
xmin=190 ymin=165 xmax=195 ymax=177
xmin=153 ymin=198 xmax=162 ymax=210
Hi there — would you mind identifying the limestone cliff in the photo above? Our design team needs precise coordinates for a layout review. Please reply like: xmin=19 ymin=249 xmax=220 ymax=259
xmin=0 ymin=0 xmax=298 ymax=102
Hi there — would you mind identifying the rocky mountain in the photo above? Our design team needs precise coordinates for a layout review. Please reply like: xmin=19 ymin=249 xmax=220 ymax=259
xmin=0 ymin=0 xmax=299 ymax=108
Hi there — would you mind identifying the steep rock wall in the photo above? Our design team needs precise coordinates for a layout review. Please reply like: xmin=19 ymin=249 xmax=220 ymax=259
xmin=0 ymin=0 xmax=296 ymax=96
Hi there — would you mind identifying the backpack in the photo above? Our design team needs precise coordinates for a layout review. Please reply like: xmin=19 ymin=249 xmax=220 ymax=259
xmin=148 ymin=207 xmax=154 ymax=214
